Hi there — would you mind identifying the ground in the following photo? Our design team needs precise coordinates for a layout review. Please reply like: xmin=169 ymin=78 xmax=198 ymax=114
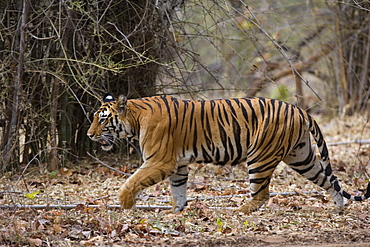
xmin=1 ymin=115 xmax=370 ymax=246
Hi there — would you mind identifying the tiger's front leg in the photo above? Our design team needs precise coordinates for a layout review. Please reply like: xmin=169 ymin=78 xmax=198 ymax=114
xmin=169 ymin=165 xmax=189 ymax=213
xmin=118 ymin=161 xmax=176 ymax=209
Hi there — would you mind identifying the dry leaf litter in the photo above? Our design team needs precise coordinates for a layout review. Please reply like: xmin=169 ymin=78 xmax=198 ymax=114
xmin=1 ymin=115 xmax=370 ymax=246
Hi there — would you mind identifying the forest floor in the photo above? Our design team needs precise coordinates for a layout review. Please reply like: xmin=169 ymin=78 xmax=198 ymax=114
xmin=1 ymin=115 xmax=370 ymax=246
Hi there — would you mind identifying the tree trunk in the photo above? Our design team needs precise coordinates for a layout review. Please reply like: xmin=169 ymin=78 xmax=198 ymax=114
xmin=2 ymin=0 xmax=30 ymax=171
xmin=332 ymin=0 xmax=370 ymax=114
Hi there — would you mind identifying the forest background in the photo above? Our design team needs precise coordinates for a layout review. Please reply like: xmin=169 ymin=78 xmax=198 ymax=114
xmin=0 ymin=0 xmax=369 ymax=173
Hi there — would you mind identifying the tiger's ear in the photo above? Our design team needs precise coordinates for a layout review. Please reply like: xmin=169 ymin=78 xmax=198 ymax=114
xmin=103 ymin=93 xmax=115 ymax=103
xmin=117 ymin=95 xmax=127 ymax=114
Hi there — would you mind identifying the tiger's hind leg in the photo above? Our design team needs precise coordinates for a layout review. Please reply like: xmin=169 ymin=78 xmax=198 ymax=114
xmin=169 ymin=165 xmax=189 ymax=213
xmin=283 ymin=135 xmax=344 ymax=207
xmin=236 ymin=160 xmax=280 ymax=213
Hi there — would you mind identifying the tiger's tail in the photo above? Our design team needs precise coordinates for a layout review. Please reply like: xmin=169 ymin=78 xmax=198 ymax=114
xmin=309 ymin=116 xmax=370 ymax=202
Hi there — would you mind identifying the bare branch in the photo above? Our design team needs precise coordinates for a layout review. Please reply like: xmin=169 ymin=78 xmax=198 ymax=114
xmin=86 ymin=151 xmax=132 ymax=176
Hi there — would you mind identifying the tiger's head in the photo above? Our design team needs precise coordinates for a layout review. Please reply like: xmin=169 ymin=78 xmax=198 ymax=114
xmin=87 ymin=93 xmax=132 ymax=151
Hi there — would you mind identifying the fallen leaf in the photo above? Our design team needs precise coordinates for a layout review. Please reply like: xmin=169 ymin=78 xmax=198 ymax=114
xmin=53 ymin=224 xmax=64 ymax=233
xmin=135 ymin=223 xmax=149 ymax=232
xmin=80 ymin=236 xmax=104 ymax=246
xmin=14 ymin=220 xmax=29 ymax=230
xmin=82 ymin=230 xmax=92 ymax=238
xmin=359 ymin=214 xmax=368 ymax=220
xmin=69 ymin=224 xmax=83 ymax=239
xmin=24 ymin=190 xmax=40 ymax=199
xmin=60 ymin=167 xmax=73 ymax=177
xmin=28 ymin=238 xmax=43 ymax=246
xmin=222 ymin=226 xmax=232 ymax=234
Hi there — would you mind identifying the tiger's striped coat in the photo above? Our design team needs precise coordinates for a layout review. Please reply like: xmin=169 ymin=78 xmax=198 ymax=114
xmin=87 ymin=94 xmax=370 ymax=213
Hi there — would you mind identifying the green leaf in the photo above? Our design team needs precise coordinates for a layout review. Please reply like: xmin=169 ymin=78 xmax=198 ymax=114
xmin=216 ymin=218 xmax=223 ymax=231
xmin=139 ymin=219 xmax=147 ymax=224
xmin=24 ymin=190 xmax=40 ymax=199
xmin=49 ymin=171 xmax=57 ymax=179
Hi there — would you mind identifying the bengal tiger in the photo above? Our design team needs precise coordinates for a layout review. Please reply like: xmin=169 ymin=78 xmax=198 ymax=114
xmin=87 ymin=93 xmax=370 ymax=213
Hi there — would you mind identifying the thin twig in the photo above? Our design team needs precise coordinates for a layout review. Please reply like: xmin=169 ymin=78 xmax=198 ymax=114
xmin=0 ymin=204 xmax=246 ymax=211
xmin=327 ymin=140 xmax=370 ymax=146
xmin=155 ymin=191 xmax=321 ymax=203
xmin=86 ymin=151 xmax=132 ymax=176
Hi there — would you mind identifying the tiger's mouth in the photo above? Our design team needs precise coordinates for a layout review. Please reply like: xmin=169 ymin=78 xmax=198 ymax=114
xmin=98 ymin=136 xmax=114 ymax=151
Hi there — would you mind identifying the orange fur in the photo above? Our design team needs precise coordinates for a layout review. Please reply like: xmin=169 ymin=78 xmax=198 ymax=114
xmin=88 ymin=94 xmax=370 ymax=213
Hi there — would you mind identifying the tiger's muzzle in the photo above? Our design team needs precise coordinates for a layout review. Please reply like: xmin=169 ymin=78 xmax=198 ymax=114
xmin=87 ymin=133 xmax=115 ymax=151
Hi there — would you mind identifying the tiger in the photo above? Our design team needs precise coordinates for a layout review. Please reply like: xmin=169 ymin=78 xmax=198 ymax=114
xmin=87 ymin=93 xmax=370 ymax=213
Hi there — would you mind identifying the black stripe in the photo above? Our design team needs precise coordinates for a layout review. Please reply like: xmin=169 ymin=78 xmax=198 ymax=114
xmin=248 ymin=159 xmax=278 ymax=174
xmin=175 ymin=173 xmax=188 ymax=177
xmin=172 ymin=97 xmax=179 ymax=127
xmin=258 ymin=98 xmax=265 ymax=117
xmin=289 ymin=148 xmax=314 ymax=168
xmin=232 ymin=116 xmax=242 ymax=162
xmin=365 ymin=183 xmax=370 ymax=198
xmin=342 ymin=190 xmax=351 ymax=199
xmin=204 ymin=115 xmax=213 ymax=151
xmin=192 ymin=121 xmax=198 ymax=158
xmin=225 ymin=99 xmax=237 ymax=116
xmin=218 ymin=121 xmax=228 ymax=148
xmin=135 ymin=101 xmax=152 ymax=110
xmin=250 ymin=177 xmax=268 ymax=184
xmin=227 ymin=137 xmax=234 ymax=160
xmin=251 ymin=180 xmax=270 ymax=196
xmin=178 ymin=165 xmax=187 ymax=169
xmin=181 ymin=100 xmax=189 ymax=130
xmin=245 ymin=99 xmax=258 ymax=131
xmin=292 ymin=163 xmax=315 ymax=175
xmin=307 ymin=166 xmax=323 ymax=182
xmin=161 ymin=97 xmax=172 ymax=136
xmin=200 ymin=100 xmax=206 ymax=122
xmin=210 ymin=100 xmax=216 ymax=118
xmin=232 ymin=98 xmax=241 ymax=107
xmin=354 ymin=196 xmax=363 ymax=201
xmin=189 ymin=102 xmax=195 ymax=130
xmin=324 ymin=164 xmax=332 ymax=176
xmin=215 ymin=148 xmax=220 ymax=163
xmin=222 ymin=103 xmax=231 ymax=126
xmin=321 ymin=144 xmax=329 ymax=161
xmin=201 ymin=145 xmax=213 ymax=163
xmin=239 ymin=100 xmax=249 ymax=120
xmin=159 ymin=169 xmax=167 ymax=180
xmin=171 ymin=178 xmax=188 ymax=187
xmin=145 ymin=152 xmax=157 ymax=160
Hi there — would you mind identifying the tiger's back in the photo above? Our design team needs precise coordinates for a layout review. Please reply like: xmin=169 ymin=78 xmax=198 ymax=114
xmin=139 ymin=96 xmax=307 ymax=166
xmin=88 ymin=94 xmax=370 ymax=213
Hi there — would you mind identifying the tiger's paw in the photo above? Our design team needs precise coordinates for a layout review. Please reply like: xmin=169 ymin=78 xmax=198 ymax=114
xmin=234 ymin=201 xmax=263 ymax=214
xmin=172 ymin=200 xmax=187 ymax=213
xmin=118 ymin=186 xmax=135 ymax=209
xmin=173 ymin=205 xmax=186 ymax=213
